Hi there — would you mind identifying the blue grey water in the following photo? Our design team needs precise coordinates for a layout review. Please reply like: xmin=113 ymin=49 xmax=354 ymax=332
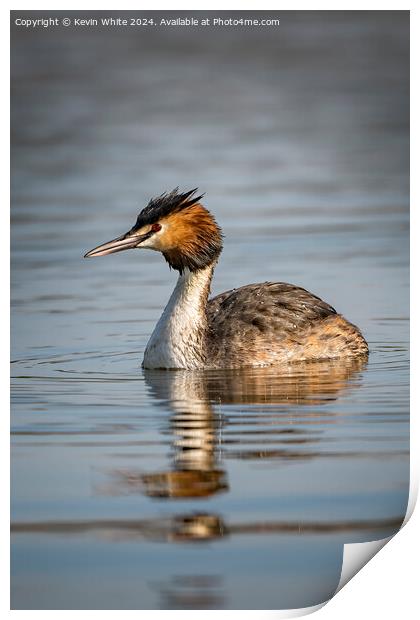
xmin=11 ymin=11 xmax=409 ymax=610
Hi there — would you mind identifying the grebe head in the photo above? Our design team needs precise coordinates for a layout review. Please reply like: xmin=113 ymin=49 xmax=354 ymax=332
xmin=84 ymin=188 xmax=223 ymax=272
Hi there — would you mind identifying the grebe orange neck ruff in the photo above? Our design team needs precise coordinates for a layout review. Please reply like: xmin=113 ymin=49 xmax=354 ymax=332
xmin=85 ymin=189 xmax=368 ymax=369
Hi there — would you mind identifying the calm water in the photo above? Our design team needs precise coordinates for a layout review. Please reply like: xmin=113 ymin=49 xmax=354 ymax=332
xmin=11 ymin=11 xmax=409 ymax=610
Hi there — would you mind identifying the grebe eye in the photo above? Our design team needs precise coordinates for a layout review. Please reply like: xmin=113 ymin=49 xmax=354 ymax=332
xmin=151 ymin=223 xmax=161 ymax=233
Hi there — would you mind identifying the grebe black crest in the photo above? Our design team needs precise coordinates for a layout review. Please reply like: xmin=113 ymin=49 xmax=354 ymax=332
xmin=85 ymin=188 xmax=368 ymax=369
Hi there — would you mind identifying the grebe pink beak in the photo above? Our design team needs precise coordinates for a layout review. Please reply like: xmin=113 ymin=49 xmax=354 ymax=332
xmin=84 ymin=229 xmax=153 ymax=258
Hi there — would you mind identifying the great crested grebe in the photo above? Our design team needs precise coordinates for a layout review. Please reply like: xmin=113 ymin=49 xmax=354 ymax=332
xmin=84 ymin=188 xmax=368 ymax=369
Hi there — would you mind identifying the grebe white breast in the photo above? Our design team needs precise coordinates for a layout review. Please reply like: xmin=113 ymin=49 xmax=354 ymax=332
xmin=84 ymin=189 xmax=368 ymax=369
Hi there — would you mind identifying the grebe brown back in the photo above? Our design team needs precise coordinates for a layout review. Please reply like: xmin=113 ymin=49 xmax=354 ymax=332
xmin=84 ymin=189 xmax=368 ymax=369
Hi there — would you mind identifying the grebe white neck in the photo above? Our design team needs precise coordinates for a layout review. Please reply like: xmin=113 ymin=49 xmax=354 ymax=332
xmin=143 ymin=264 xmax=214 ymax=369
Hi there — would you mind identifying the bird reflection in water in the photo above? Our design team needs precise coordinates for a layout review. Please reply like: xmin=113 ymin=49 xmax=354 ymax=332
xmin=107 ymin=357 xmax=368 ymax=503
xmin=16 ymin=355 xmax=406 ymax=548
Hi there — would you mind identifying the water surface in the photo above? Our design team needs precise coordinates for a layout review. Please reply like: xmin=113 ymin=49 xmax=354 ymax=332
xmin=11 ymin=11 xmax=409 ymax=610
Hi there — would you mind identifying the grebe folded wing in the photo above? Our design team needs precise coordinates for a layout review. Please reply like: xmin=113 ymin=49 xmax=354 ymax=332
xmin=206 ymin=282 xmax=367 ymax=367
xmin=208 ymin=282 xmax=336 ymax=325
